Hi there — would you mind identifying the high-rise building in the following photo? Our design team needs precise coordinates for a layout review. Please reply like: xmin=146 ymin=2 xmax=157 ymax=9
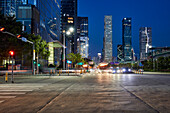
xmin=16 ymin=4 xmax=40 ymax=35
xmin=77 ymin=37 xmax=89 ymax=58
xmin=117 ymin=44 xmax=123 ymax=62
xmin=122 ymin=18 xmax=132 ymax=62
xmin=77 ymin=17 xmax=88 ymax=37
xmin=61 ymin=0 xmax=77 ymax=54
xmin=139 ymin=27 xmax=152 ymax=61
xmin=77 ymin=17 xmax=89 ymax=58
xmin=0 ymin=0 xmax=22 ymax=17
xmin=103 ymin=15 xmax=112 ymax=63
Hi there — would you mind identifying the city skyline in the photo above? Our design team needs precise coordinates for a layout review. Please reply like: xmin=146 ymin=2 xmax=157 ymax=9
xmin=79 ymin=0 xmax=170 ymax=58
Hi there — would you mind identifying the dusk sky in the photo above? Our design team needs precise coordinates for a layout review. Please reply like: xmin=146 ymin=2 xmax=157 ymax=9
xmin=78 ymin=0 xmax=170 ymax=58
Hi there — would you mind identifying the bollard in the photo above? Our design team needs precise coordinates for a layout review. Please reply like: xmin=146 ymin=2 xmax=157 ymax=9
xmin=68 ymin=69 xmax=69 ymax=76
xmin=50 ymin=69 xmax=52 ymax=76
xmin=59 ymin=70 xmax=60 ymax=76
xmin=5 ymin=72 xmax=8 ymax=82
xmin=80 ymin=69 xmax=82 ymax=74
xmin=84 ymin=70 xmax=86 ymax=73
xmin=53 ymin=69 xmax=55 ymax=74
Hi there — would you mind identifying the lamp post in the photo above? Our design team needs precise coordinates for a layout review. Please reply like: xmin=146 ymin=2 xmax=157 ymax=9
xmin=63 ymin=30 xmax=66 ymax=70
xmin=63 ymin=27 xmax=74 ymax=70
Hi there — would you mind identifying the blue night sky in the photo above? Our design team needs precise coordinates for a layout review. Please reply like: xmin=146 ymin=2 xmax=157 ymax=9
xmin=78 ymin=0 xmax=170 ymax=58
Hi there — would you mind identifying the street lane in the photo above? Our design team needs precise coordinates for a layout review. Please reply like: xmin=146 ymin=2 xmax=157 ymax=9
xmin=0 ymin=72 xmax=169 ymax=113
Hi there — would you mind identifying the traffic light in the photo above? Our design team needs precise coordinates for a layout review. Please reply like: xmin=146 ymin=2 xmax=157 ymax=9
xmin=33 ymin=61 xmax=36 ymax=64
xmin=9 ymin=51 xmax=15 ymax=58
xmin=9 ymin=51 xmax=14 ymax=56
xmin=17 ymin=34 xmax=21 ymax=38
xmin=0 ymin=27 xmax=5 ymax=32
xmin=38 ymin=64 xmax=40 ymax=67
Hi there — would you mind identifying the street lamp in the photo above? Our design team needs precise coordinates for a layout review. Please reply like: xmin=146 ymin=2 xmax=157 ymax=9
xmin=63 ymin=27 xmax=74 ymax=70
xmin=69 ymin=27 xmax=74 ymax=32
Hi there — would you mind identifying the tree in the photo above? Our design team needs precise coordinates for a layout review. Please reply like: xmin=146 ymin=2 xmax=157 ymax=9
xmin=67 ymin=53 xmax=85 ymax=68
xmin=0 ymin=13 xmax=50 ymax=68
xmin=0 ymin=13 xmax=24 ymax=65
xmin=23 ymin=33 xmax=50 ymax=67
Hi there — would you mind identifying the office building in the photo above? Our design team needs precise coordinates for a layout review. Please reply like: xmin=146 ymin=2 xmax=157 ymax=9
xmin=0 ymin=0 xmax=22 ymax=17
xmin=122 ymin=18 xmax=132 ymax=62
xmin=103 ymin=15 xmax=112 ymax=63
xmin=61 ymin=0 xmax=77 ymax=54
xmin=139 ymin=27 xmax=152 ymax=61
xmin=77 ymin=17 xmax=89 ymax=58
xmin=16 ymin=4 xmax=39 ymax=35
xmin=35 ymin=0 xmax=61 ymax=65
xmin=77 ymin=37 xmax=89 ymax=58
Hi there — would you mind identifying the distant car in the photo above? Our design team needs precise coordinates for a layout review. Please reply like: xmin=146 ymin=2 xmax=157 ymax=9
xmin=113 ymin=67 xmax=123 ymax=74
xmin=122 ymin=67 xmax=133 ymax=73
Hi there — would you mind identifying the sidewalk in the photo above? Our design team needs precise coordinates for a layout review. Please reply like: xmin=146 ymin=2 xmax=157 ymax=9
xmin=143 ymin=71 xmax=170 ymax=75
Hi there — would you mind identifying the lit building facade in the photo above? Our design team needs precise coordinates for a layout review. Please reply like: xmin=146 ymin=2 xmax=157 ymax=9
xmin=77 ymin=37 xmax=89 ymax=58
xmin=122 ymin=18 xmax=132 ymax=62
xmin=139 ymin=27 xmax=152 ymax=61
xmin=104 ymin=15 xmax=112 ymax=63
xmin=61 ymin=0 xmax=77 ymax=54
xmin=16 ymin=4 xmax=40 ymax=35
xmin=0 ymin=0 xmax=22 ymax=17
xmin=77 ymin=17 xmax=89 ymax=58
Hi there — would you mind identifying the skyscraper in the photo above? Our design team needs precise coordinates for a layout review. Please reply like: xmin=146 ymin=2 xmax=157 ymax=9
xmin=0 ymin=0 xmax=22 ymax=17
xmin=103 ymin=15 xmax=112 ymax=63
xmin=122 ymin=18 xmax=132 ymax=62
xmin=16 ymin=4 xmax=40 ymax=35
xmin=61 ymin=0 xmax=77 ymax=54
xmin=77 ymin=17 xmax=89 ymax=58
xmin=139 ymin=27 xmax=152 ymax=61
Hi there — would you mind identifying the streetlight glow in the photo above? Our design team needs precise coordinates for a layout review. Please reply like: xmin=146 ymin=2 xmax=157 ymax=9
xmin=69 ymin=27 xmax=74 ymax=32
xmin=66 ymin=31 xmax=71 ymax=35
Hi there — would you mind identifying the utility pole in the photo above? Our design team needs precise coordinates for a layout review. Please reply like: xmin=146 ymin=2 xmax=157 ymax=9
xmin=63 ymin=30 xmax=66 ymax=70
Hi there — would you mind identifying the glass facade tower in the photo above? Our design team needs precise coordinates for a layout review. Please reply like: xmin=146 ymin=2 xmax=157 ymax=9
xmin=0 ymin=0 xmax=22 ymax=17
xmin=61 ymin=0 xmax=77 ymax=54
xmin=77 ymin=17 xmax=89 ymax=58
xmin=139 ymin=27 xmax=152 ymax=61
xmin=104 ymin=15 xmax=112 ymax=63
xmin=122 ymin=18 xmax=132 ymax=62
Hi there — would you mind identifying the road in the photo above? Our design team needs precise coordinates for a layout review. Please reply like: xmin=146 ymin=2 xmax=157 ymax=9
xmin=0 ymin=72 xmax=170 ymax=113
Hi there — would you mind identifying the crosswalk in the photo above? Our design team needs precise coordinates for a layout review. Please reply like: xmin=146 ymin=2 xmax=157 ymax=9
xmin=0 ymin=83 xmax=48 ymax=104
